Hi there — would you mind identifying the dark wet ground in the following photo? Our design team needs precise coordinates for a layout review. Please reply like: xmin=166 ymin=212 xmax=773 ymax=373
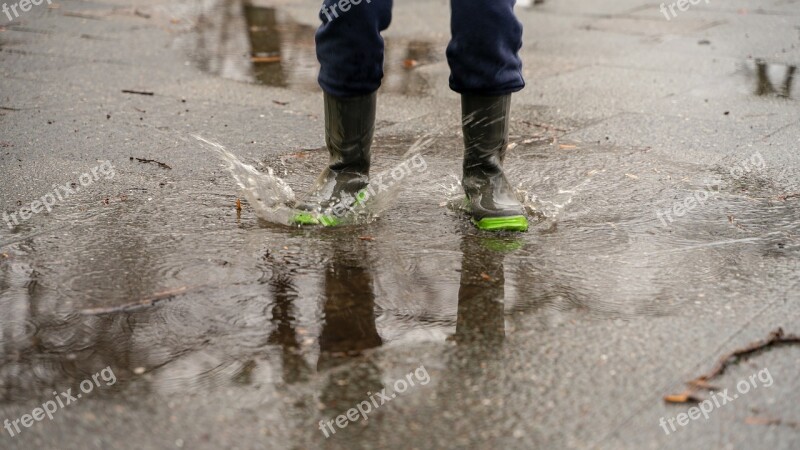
xmin=1 ymin=0 xmax=800 ymax=449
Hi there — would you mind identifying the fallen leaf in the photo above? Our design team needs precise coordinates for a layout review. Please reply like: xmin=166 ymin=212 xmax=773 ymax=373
xmin=252 ymin=55 xmax=281 ymax=63
xmin=403 ymin=59 xmax=418 ymax=69
xmin=359 ymin=236 xmax=375 ymax=241
xmin=480 ymin=272 xmax=493 ymax=281
xmin=664 ymin=392 xmax=702 ymax=404
xmin=236 ymin=198 xmax=242 ymax=212
xmin=559 ymin=144 xmax=578 ymax=150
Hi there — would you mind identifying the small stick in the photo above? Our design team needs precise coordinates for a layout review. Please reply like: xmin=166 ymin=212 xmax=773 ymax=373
xmin=664 ymin=328 xmax=800 ymax=403
xmin=130 ymin=157 xmax=171 ymax=170
xmin=122 ymin=89 xmax=154 ymax=96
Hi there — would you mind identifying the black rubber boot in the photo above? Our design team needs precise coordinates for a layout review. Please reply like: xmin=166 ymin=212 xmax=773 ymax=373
xmin=292 ymin=92 xmax=376 ymax=226
xmin=461 ymin=94 xmax=528 ymax=231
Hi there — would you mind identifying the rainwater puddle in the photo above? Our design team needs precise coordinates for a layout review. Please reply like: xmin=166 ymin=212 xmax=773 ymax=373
xmin=177 ymin=2 xmax=440 ymax=96
xmin=1 ymin=130 xmax=798 ymax=448
xmin=742 ymin=59 xmax=797 ymax=100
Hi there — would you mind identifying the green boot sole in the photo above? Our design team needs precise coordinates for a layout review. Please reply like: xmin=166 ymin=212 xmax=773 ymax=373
xmin=290 ymin=189 xmax=368 ymax=227
xmin=291 ymin=212 xmax=342 ymax=227
xmin=472 ymin=215 xmax=529 ymax=232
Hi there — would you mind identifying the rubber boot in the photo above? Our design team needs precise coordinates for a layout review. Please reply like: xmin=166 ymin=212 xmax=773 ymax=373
xmin=461 ymin=94 xmax=528 ymax=232
xmin=292 ymin=92 xmax=376 ymax=226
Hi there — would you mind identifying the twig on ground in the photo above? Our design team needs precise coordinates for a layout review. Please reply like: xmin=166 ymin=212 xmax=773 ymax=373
xmin=664 ymin=328 xmax=800 ymax=404
xmin=130 ymin=157 xmax=172 ymax=170
xmin=122 ymin=89 xmax=154 ymax=96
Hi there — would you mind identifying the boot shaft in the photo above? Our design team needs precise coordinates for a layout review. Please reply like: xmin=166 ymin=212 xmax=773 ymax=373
xmin=324 ymin=91 xmax=377 ymax=174
xmin=461 ymin=94 xmax=512 ymax=176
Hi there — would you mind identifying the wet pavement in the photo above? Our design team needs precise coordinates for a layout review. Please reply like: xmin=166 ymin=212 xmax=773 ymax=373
xmin=1 ymin=0 xmax=800 ymax=449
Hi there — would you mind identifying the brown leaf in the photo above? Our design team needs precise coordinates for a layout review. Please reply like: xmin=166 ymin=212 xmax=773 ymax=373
xmin=236 ymin=198 xmax=242 ymax=212
xmin=252 ymin=55 xmax=281 ymax=63
xmin=664 ymin=392 xmax=702 ymax=404
xmin=359 ymin=236 xmax=375 ymax=241
xmin=480 ymin=272 xmax=493 ymax=281
xmin=403 ymin=59 xmax=419 ymax=69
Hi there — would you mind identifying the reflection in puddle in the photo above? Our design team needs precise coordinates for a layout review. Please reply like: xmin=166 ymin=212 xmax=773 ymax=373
xmin=454 ymin=236 xmax=514 ymax=346
xmin=1 ymin=130 xmax=798 ymax=445
xmin=743 ymin=59 xmax=797 ymax=99
xmin=183 ymin=2 xmax=439 ymax=96
xmin=244 ymin=4 xmax=290 ymax=87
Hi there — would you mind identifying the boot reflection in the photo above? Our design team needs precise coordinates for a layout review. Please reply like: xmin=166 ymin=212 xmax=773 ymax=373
xmin=316 ymin=239 xmax=384 ymax=442
xmin=317 ymin=242 xmax=382 ymax=370
xmin=436 ymin=236 xmax=521 ymax=446
xmin=454 ymin=235 xmax=521 ymax=346
xmin=454 ymin=236 xmax=505 ymax=344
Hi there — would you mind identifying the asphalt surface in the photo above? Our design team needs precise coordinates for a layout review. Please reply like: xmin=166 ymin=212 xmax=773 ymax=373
xmin=1 ymin=1 xmax=799 ymax=449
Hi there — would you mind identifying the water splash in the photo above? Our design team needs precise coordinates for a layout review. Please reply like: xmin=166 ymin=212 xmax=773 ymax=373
xmin=441 ymin=176 xmax=587 ymax=222
xmin=194 ymin=134 xmax=436 ymax=227
xmin=348 ymin=134 xmax=436 ymax=223
xmin=194 ymin=135 xmax=297 ymax=226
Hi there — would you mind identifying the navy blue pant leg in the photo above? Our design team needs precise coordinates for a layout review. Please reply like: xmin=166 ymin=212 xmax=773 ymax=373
xmin=447 ymin=0 xmax=525 ymax=95
xmin=315 ymin=0 xmax=393 ymax=98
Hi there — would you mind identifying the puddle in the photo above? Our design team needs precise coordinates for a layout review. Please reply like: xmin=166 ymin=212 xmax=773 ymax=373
xmin=743 ymin=59 xmax=797 ymax=99
xmin=178 ymin=1 xmax=440 ymax=96
xmin=1 ymin=127 xmax=798 ymax=446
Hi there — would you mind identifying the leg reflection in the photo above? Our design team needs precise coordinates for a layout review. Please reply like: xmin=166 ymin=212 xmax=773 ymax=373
xmin=317 ymin=243 xmax=382 ymax=369
xmin=316 ymin=238 xmax=384 ymax=443
xmin=264 ymin=251 xmax=311 ymax=384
